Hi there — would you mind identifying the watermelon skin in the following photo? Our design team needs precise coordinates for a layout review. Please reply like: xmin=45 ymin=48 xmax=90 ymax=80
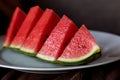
xmin=37 ymin=15 xmax=78 ymax=62
xmin=57 ymin=46 xmax=101 ymax=65
xmin=20 ymin=8 xmax=60 ymax=55
xmin=10 ymin=6 xmax=43 ymax=49
xmin=57 ymin=25 xmax=101 ymax=65
xmin=3 ymin=7 xmax=26 ymax=47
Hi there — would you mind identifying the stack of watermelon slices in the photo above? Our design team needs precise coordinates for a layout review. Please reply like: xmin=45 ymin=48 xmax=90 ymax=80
xmin=20 ymin=8 xmax=60 ymax=55
xmin=10 ymin=6 xmax=43 ymax=49
xmin=3 ymin=6 xmax=101 ymax=65
xmin=3 ymin=7 xmax=26 ymax=47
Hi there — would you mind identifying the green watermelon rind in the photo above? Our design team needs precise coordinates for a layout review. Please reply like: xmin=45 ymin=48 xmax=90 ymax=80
xmin=20 ymin=47 xmax=36 ymax=56
xmin=57 ymin=46 xmax=101 ymax=65
xmin=2 ymin=47 xmax=35 ymax=57
xmin=36 ymin=53 xmax=56 ymax=63
xmin=36 ymin=46 xmax=101 ymax=65
xmin=19 ymin=50 xmax=36 ymax=56
xmin=3 ymin=41 xmax=11 ymax=48
xmin=9 ymin=44 xmax=21 ymax=49
xmin=3 ymin=44 xmax=9 ymax=48
xmin=2 ymin=47 xmax=21 ymax=54
xmin=20 ymin=51 xmax=35 ymax=56
xmin=57 ymin=50 xmax=101 ymax=65
xmin=9 ymin=44 xmax=36 ymax=56
xmin=7 ymin=46 xmax=35 ymax=56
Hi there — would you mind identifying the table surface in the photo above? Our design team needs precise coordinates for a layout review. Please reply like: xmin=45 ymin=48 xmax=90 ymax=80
xmin=0 ymin=60 xmax=119 ymax=80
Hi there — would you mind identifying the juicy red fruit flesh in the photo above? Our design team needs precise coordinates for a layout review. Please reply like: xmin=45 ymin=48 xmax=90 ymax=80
xmin=21 ymin=8 xmax=60 ymax=53
xmin=38 ymin=15 xmax=78 ymax=60
xmin=3 ymin=7 xmax=26 ymax=47
xmin=59 ymin=25 xmax=98 ymax=59
xmin=10 ymin=6 xmax=43 ymax=48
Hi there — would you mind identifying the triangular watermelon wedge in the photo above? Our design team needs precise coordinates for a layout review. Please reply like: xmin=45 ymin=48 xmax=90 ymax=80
xmin=57 ymin=25 xmax=101 ymax=65
xmin=10 ymin=6 xmax=43 ymax=49
xmin=20 ymin=8 xmax=60 ymax=55
xmin=37 ymin=15 xmax=78 ymax=62
xmin=3 ymin=7 xmax=26 ymax=47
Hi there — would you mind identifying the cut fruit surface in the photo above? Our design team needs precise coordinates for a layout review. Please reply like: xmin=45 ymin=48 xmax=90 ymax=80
xmin=20 ymin=8 xmax=60 ymax=55
xmin=57 ymin=25 xmax=101 ymax=65
xmin=10 ymin=6 xmax=43 ymax=49
xmin=37 ymin=15 xmax=78 ymax=61
xmin=3 ymin=7 xmax=26 ymax=47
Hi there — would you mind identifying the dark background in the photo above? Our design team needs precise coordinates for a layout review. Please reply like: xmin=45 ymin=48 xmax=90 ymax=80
xmin=1 ymin=0 xmax=120 ymax=35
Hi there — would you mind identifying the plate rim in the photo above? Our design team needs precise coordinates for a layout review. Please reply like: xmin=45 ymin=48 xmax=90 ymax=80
xmin=0 ymin=30 xmax=120 ymax=72
xmin=0 ymin=58 xmax=119 ymax=71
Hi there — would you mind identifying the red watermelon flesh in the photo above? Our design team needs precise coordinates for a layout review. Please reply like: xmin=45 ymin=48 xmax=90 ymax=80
xmin=10 ymin=6 xmax=43 ymax=49
xmin=57 ymin=25 xmax=101 ymax=64
xmin=20 ymin=8 xmax=60 ymax=54
xmin=3 ymin=7 xmax=26 ymax=47
xmin=37 ymin=15 xmax=78 ymax=61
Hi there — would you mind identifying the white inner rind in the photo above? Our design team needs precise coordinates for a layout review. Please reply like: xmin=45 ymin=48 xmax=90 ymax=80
xmin=20 ymin=47 xmax=35 ymax=54
xmin=57 ymin=45 xmax=100 ymax=62
xmin=36 ymin=45 xmax=100 ymax=62
xmin=9 ymin=44 xmax=21 ymax=49
xmin=36 ymin=53 xmax=56 ymax=62
xmin=3 ymin=43 xmax=8 ymax=47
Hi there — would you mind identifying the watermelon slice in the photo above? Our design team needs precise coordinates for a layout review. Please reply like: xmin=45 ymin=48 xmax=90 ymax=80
xmin=10 ymin=6 xmax=43 ymax=49
xmin=37 ymin=15 xmax=78 ymax=62
xmin=20 ymin=8 xmax=60 ymax=55
xmin=3 ymin=7 xmax=26 ymax=47
xmin=57 ymin=25 xmax=101 ymax=65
